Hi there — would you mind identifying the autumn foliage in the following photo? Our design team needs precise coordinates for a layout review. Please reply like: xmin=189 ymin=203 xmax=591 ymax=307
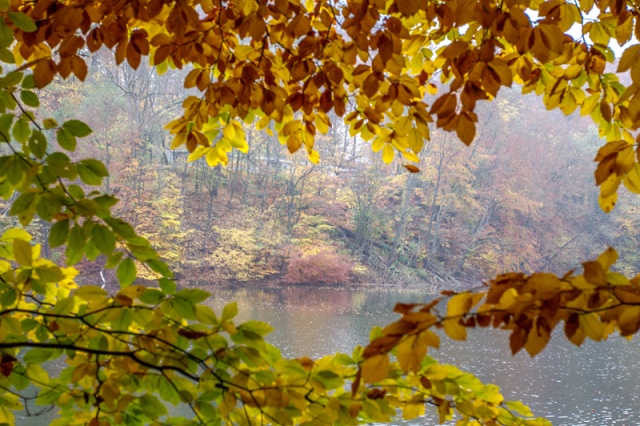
xmin=284 ymin=247 xmax=352 ymax=284
xmin=1 ymin=0 xmax=640 ymax=425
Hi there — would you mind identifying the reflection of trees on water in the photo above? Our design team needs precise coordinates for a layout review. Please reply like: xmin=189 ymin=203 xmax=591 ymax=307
xmin=204 ymin=285 xmax=640 ymax=425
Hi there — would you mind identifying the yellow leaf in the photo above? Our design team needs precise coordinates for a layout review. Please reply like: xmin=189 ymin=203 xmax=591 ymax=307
xmin=580 ymin=312 xmax=605 ymax=341
xmin=456 ymin=113 xmax=475 ymax=145
xmin=615 ymin=147 xmax=635 ymax=175
xmin=408 ymin=128 xmax=424 ymax=153
xmin=223 ymin=122 xmax=236 ymax=140
xmin=437 ymin=400 xmax=452 ymax=423
xmin=582 ymin=261 xmax=607 ymax=286
xmin=442 ymin=318 xmax=466 ymax=340
xmin=617 ymin=45 xmax=640 ymax=73
xmin=623 ymin=163 xmax=640 ymax=193
xmin=372 ymin=136 xmax=385 ymax=152
xmin=394 ymin=116 xmax=412 ymax=136
xmin=402 ymin=395 xmax=425 ymax=420
xmin=525 ymin=319 xmax=550 ymax=357
xmin=596 ymin=247 xmax=618 ymax=270
xmin=116 ymin=285 xmax=146 ymax=300
xmin=525 ymin=273 xmax=565 ymax=299
xmin=618 ymin=306 xmax=640 ymax=336
xmin=187 ymin=145 xmax=209 ymax=162
xmin=287 ymin=134 xmax=302 ymax=153
xmin=381 ymin=144 xmax=394 ymax=164
xmin=219 ymin=391 xmax=236 ymax=416
xmin=307 ymin=149 xmax=320 ymax=164
xmin=570 ymin=275 xmax=597 ymax=290
xmin=396 ymin=334 xmax=426 ymax=373
xmin=598 ymin=191 xmax=617 ymax=213
xmin=580 ymin=93 xmax=600 ymax=116
xmin=400 ymin=150 xmax=420 ymax=162
xmin=447 ymin=292 xmax=483 ymax=317
xmin=600 ymin=173 xmax=621 ymax=198
xmin=361 ymin=354 xmax=389 ymax=383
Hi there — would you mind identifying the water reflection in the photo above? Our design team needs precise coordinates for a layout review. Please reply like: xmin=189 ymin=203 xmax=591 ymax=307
xmin=204 ymin=285 xmax=640 ymax=425
xmin=13 ymin=284 xmax=640 ymax=425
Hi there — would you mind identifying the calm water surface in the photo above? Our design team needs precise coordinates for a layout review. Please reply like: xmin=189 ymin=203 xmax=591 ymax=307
xmin=205 ymin=285 xmax=640 ymax=426
xmin=14 ymin=285 xmax=640 ymax=425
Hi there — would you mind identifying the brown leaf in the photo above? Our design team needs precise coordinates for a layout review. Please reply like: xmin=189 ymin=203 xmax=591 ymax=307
xmin=509 ymin=328 xmax=527 ymax=355
xmin=351 ymin=368 xmax=361 ymax=396
xmin=178 ymin=328 xmax=208 ymax=339
xmin=564 ymin=313 xmax=580 ymax=339
xmin=0 ymin=354 xmax=16 ymax=377
xmin=366 ymin=388 xmax=387 ymax=399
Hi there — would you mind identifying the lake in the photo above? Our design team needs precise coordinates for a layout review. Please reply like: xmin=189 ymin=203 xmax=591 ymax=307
xmin=205 ymin=285 xmax=640 ymax=425
xmin=14 ymin=284 xmax=640 ymax=425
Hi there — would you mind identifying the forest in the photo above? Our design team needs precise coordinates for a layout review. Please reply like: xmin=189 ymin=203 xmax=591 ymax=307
xmin=2 ymin=56 xmax=634 ymax=290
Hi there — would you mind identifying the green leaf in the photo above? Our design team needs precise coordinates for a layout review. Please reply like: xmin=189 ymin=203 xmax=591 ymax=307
xmin=49 ymin=219 xmax=69 ymax=248
xmin=12 ymin=116 xmax=30 ymax=143
xmin=62 ymin=119 xmax=92 ymax=137
xmin=24 ymin=349 xmax=53 ymax=364
xmin=8 ymin=12 xmax=37 ymax=32
xmin=56 ymin=128 xmax=76 ymax=151
xmin=139 ymin=288 xmax=165 ymax=305
xmin=77 ymin=159 xmax=108 ymax=185
xmin=116 ymin=258 xmax=136 ymax=287
xmin=68 ymin=224 xmax=86 ymax=252
xmin=0 ymin=113 xmax=13 ymax=139
xmin=20 ymin=90 xmax=39 ymax=107
xmin=43 ymin=118 xmax=57 ymax=129
xmin=75 ymin=286 xmax=108 ymax=301
xmin=170 ymin=297 xmax=195 ymax=320
xmin=105 ymin=251 xmax=123 ymax=268
xmin=28 ymin=130 xmax=47 ymax=159
xmin=35 ymin=266 xmax=63 ymax=282
xmin=0 ymin=47 xmax=14 ymax=64
xmin=12 ymin=238 xmax=32 ymax=265
xmin=0 ymin=287 xmax=17 ymax=307
xmin=104 ymin=217 xmax=137 ymax=239
xmin=194 ymin=304 xmax=218 ymax=325
xmin=313 ymin=370 xmax=343 ymax=389
xmin=239 ymin=320 xmax=273 ymax=336
xmin=9 ymin=192 xmax=38 ymax=225
xmin=175 ymin=288 xmax=210 ymax=304
xmin=139 ymin=394 xmax=168 ymax=419
xmin=21 ymin=74 xmax=35 ymax=89
xmin=221 ymin=302 xmax=238 ymax=322
xmin=159 ymin=278 xmax=176 ymax=294
xmin=146 ymin=259 xmax=173 ymax=278
xmin=0 ymin=70 xmax=23 ymax=87
xmin=505 ymin=401 xmax=533 ymax=417
xmin=52 ymin=296 xmax=75 ymax=315
xmin=0 ymin=19 xmax=14 ymax=49
xmin=91 ymin=224 xmax=115 ymax=254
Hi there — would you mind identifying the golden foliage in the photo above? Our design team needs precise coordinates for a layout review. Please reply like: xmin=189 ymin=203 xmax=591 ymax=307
xmin=6 ymin=0 xmax=640 ymax=200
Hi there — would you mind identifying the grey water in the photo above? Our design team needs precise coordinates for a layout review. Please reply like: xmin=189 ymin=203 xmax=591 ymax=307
xmin=13 ymin=285 xmax=640 ymax=425
xmin=206 ymin=285 xmax=640 ymax=426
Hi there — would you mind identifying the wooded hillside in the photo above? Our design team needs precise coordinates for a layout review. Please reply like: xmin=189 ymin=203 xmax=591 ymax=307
xmin=2 ymin=61 xmax=631 ymax=288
